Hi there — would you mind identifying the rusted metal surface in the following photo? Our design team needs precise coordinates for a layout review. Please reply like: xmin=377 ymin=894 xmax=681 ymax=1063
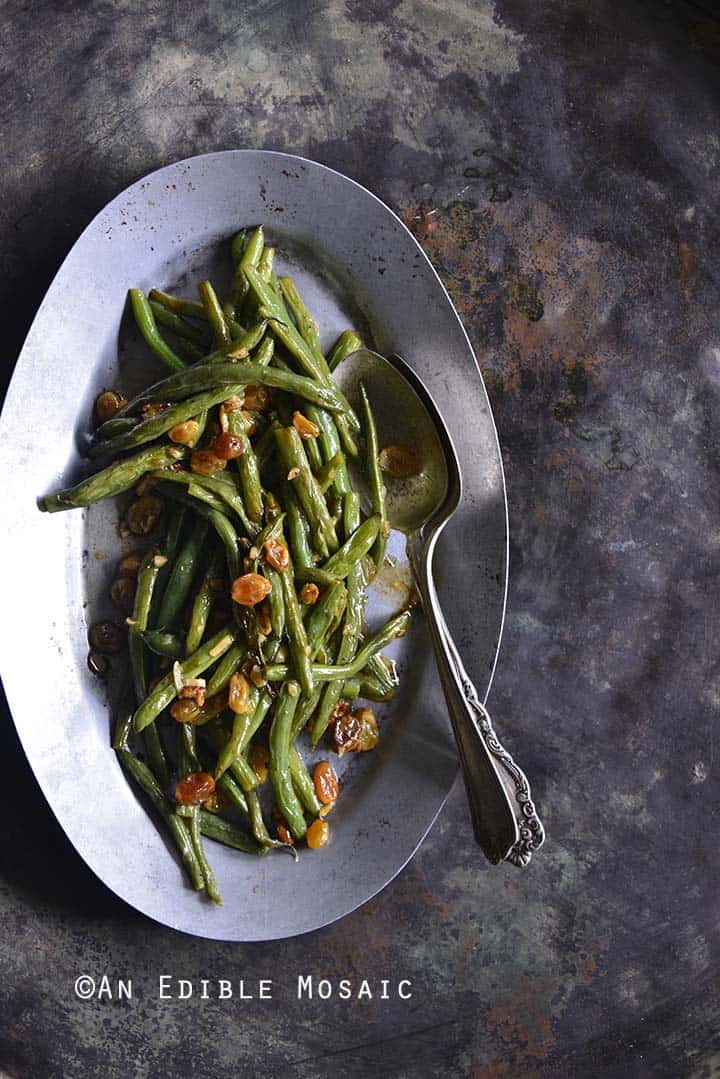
xmin=1 ymin=1 xmax=719 ymax=1075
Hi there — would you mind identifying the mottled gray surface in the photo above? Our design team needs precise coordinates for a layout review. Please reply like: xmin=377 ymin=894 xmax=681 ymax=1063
xmin=1 ymin=1 xmax=719 ymax=1076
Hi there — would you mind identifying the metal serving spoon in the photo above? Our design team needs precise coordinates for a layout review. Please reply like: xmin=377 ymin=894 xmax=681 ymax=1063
xmin=336 ymin=350 xmax=545 ymax=866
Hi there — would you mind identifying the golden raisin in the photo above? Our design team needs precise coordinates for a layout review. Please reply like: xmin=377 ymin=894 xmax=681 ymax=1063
xmin=263 ymin=537 xmax=289 ymax=572
xmin=110 ymin=577 xmax=136 ymax=614
xmin=88 ymin=620 xmax=125 ymax=655
xmin=249 ymin=744 xmax=269 ymax=784
xmin=118 ymin=551 xmax=144 ymax=577
xmin=243 ymin=384 xmax=270 ymax=411
xmin=175 ymin=772 xmax=215 ymax=806
xmin=95 ymin=389 xmax=127 ymax=424
xmin=299 ymin=582 xmax=320 ymax=605
xmin=210 ymin=432 xmax=245 ymax=460
xmin=306 ymin=819 xmax=329 ymax=849
xmin=332 ymin=706 xmax=379 ymax=755
xmin=127 ymin=495 xmax=163 ymax=535
xmin=170 ymin=698 xmax=201 ymax=723
xmin=228 ymin=672 xmax=252 ymax=714
xmin=378 ymin=444 xmax=419 ymax=479
xmin=292 ymin=411 xmax=320 ymax=440
xmin=168 ymin=420 xmax=200 ymax=445
xmin=190 ymin=449 xmax=227 ymax=476
xmin=313 ymin=761 xmax=339 ymax=805
xmin=231 ymin=573 xmax=271 ymax=606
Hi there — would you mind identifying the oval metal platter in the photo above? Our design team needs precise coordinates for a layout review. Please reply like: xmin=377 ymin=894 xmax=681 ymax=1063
xmin=0 ymin=151 xmax=508 ymax=940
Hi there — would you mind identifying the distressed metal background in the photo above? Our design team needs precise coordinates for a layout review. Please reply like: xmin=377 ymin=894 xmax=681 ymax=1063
xmin=1 ymin=0 xmax=719 ymax=1075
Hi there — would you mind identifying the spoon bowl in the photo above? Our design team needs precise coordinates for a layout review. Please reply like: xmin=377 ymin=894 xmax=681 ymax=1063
xmin=337 ymin=349 xmax=545 ymax=867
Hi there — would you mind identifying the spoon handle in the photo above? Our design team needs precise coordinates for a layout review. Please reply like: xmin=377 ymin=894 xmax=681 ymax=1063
xmin=410 ymin=540 xmax=545 ymax=866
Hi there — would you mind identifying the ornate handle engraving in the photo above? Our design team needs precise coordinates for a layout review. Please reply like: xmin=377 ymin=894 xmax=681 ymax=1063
xmin=410 ymin=533 xmax=546 ymax=867
xmin=453 ymin=667 xmax=545 ymax=866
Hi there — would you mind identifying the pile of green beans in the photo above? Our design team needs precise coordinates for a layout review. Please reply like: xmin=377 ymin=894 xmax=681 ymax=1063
xmin=39 ymin=226 xmax=409 ymax=905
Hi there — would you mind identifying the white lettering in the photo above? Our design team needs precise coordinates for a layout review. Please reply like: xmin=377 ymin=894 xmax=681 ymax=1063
xmin=398 ymin=980 xmax=412 ymax=1000
xmin=318 ymin=979 xmax=332 ymax=1000
xmin=178 ymin=980 xmax=192 ymax=1000
xmin=338 ymin=979 xmax=352 ymax=1000
xmin=258 ymin=980 xmax=273 ymax=1000
xmin=159 ymin=975 xmax=171 ymax=999
xmin=97 ymin=976 xmax=112 ymax=1000
xmin=117 ymin=980 xmax=132 ymax=1000
xmin=297 ymin=975 xmax=313 ymax=999
xmin=218 ymin=980 xmax=232 ymax=999
xmin=200 ymin=980 xmax=210 ymax=1000
xmin=357 ymin=979 xmax=372 ymax=1000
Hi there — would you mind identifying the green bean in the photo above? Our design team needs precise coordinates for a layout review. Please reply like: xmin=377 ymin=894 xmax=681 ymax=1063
xmin=289 ymin=746 xmax=323 ymax=816
xmin=365 ymin=652 xmax=399 ymax=693
xmin=311 ymin=494 xmax=364 ymax=745
xmin=265 ymin=566 xmax=285 ymax=642
xmin=283 ymin=484 xmax=314 ymax=569
xmin=268 ymin=682 xmax=306 ymax=840
xmin=88 ymin=384 xmax=247 ymax=459
xmin=112 ymin=684 xmax=134 ymax=751
xmin=95 ymin=415 xmax=140 ymax=440
xmin=246 ymin=787 xmax=290 ymax=852
xmin=230 ymin=228 xmax=247 ymax=268
xmin=265 ymin=610 xmax=412 ymax=685
xmin=128 ymin=550 xmax=170 ymax=787
xmin=157 ymin=518 xmax=208 ymax=631
xmin=214 ymin=772 xmax=250 ymax=818
xmin=359 ymin=382 xmax=389 ymax=572
xmin=134 ymin=626 xmax=236 ymax=731
xmin=155 ymin=486 xmax=242 ymax=577
xmin=205 ymin=642 xmax=245 ymax=696
xmin=153 ymin=468 xmax=256 ymax=536
xmin=199 ymin=810 xmax=263 ymax=854
xmin=280 ymin=564 xmax=314 ymax=698
xmin=258 ymin=246 xmax=275 ymax=283
xmin=327 ymin=329 xmax=363 ymax=372
xmin=315 ymin=450 xmax=343 ymax=493
xmin=241 ymin=225 xmax=264 ymax=268
xmin=142 ymin=629 xmax=184 ymax=658
xmin=186 ymin=547 xmax=223 ymax=654
xmin=129 ymin=289 xmax=187 ymax=372
xmin=116 ymin=750 xmax=203 ymax=890
xmin=317 ymin=515 xmax=380 ymax=581
xmin=305 ymin=406 xmax=350 ymax=496
xmin=274 ymin=426 xmax=337 ymax=557
xmin=342 ymin=675 xmax=397 ymax=702
xmin=232 ymin=320 xmax=267 ymax=354
xmin=102 ymin=363 xmax=349 ymax=432
xmin=227 ymin=409 xmax=263 ymax=524
xmin=40 ymin=444 xmax=185 ymax=512
xmin=246 ymin=270 xmax=325 ymax=381
xmin=275 ymin=276 xmax=358 ymax=455
xmin=150 ymin=503 xmax=186 ymax=625
xmin=204 ymin=721 xmax=262 ymax=790
xmin=149 ymin=301 xmax=209 ymax=347
xmin=290 ymin=686 xmax=322 ymax=740
xmin=253 ymin=336 xmax=274 ymax=367
xmin=149 ymin=289 xmax=207 ymax=322
xmin=198 ymin=280 xmax=232 ymax=348
xmin=278 ymin=276 xmax=322 ymax=358
xmin=129 ymin=551 xmax=160 ymax=700
xmin=304 ymin=581 xmax=347 ymax=652
xmin=177 ymin=804 xmax=221 ymax=905
xmin=293 ymin=565 xmax=342 ymax=588
xmin=179 ymin=721 xmax=202 ymax=772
